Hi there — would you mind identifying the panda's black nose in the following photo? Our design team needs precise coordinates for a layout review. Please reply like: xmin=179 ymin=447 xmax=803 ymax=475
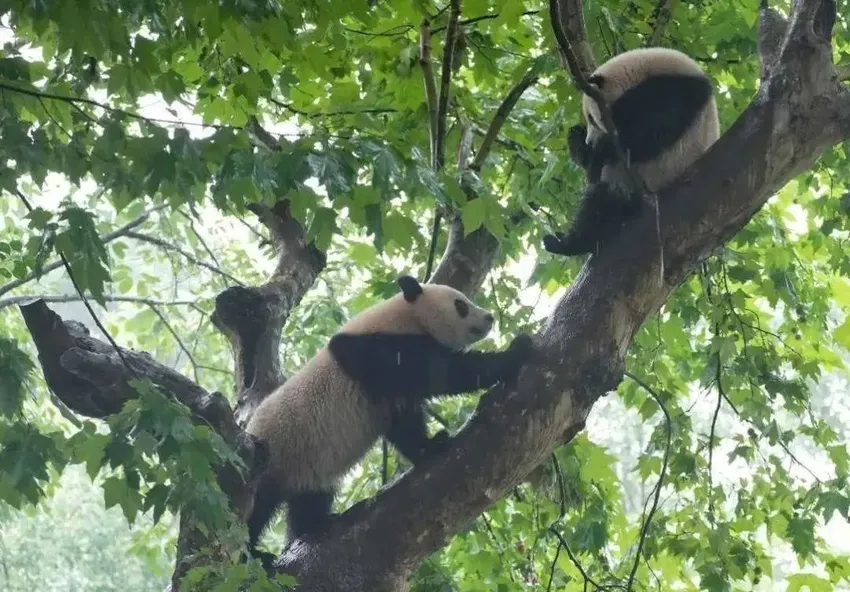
xmin=484 ymin=313 xmax=494 ymax=323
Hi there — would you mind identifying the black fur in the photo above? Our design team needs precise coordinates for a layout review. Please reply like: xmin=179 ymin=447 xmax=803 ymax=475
xmin=387 ymin=399 xmax=451 ymax=463
xmin=398 ymin=274 xmax=424 ymax=302
xmin=246 ymin=481 xmax=336 ymax=570
xmin=329 ymin=331 xmax=532 ymax=464
xmin=610 ymin=74 xmax=712 ymax=164
xmin=545 ymin=72 xmax=713 ymax=257
xmin=328 ymin=332 xmax=532 ymax=401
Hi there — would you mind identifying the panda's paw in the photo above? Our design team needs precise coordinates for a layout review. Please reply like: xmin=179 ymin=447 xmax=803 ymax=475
xmin=508 ymin=334 xmax=534 ymax=360
xmin=544 ymin=232 xmax=590 ymax=257
xmin=543 ymin=233 xmax=572 ymax=255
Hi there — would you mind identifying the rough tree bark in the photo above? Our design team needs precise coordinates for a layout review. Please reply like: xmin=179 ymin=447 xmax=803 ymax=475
xmin=17 ymin=0 xmax=850 ymax=590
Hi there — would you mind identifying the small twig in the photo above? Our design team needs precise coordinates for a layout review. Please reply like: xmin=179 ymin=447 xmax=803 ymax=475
xmin=0 ymin=293 xmax=204 ymax=312
xmin=708 ymin=347 xmax=723 ymax=523
xmin=176 ymin=209 xmax=222 ymax=268
xmin=0 ymin=80 xmax=234 ymax=131
xmin=431 ymin=9 xmax=544 ymax=33
xmin=0 ymin=203 xmax=168 ymax=298
xmin=148 ymin=303 xmax=201 ymax=384
xmin=423 ymin=214 xmax=442 ymax=283
xmin=624 ymin=371 xmax=672 ymax=591
xmin=344 ymin=24 xmax=415 ymax=37
xmin=548 ymin=527 xmax=604 ymax=591
xmin=420 ymin=19 xmax=443 ymax=284
xmin=435 ymin=0 xmax=461 ymax=171
xmin=267 ymin=96 xmax=398 ymax=119
xmin=646 ymin=0 xmax=676 ymax=46
xmin=124 ymin=231 xmax=244 ymax=286
xmin=420 ymin=21 xmax=440 ymax=160
xmin=470 ymin=67 xmax=540 ymax=172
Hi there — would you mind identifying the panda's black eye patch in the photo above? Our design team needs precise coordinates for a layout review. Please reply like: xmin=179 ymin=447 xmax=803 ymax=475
xmin=454 ymin=299 xmax=469 ymax=318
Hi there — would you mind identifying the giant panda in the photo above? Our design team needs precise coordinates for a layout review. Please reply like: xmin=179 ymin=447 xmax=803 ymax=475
xmin=543 ymin=47 xmax=721 ymax=257
xmin=244 ymin=275 xmax=533 ymax=566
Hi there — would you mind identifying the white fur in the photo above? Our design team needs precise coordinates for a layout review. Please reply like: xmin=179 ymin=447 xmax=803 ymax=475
xmin=582 ymin=47 xmax=720 ymax=193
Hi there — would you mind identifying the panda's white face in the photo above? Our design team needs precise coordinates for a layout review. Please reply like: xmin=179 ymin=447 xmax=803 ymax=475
xmin=584 ymin=103 xmax=607 ymax=146
xmin=413 ymin=284 xmax=494 ymax=351
xmin=582 ymin=74 xmax=619 ymax=147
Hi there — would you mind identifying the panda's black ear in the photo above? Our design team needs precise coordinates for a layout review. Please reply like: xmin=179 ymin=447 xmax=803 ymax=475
xmin=588 ymin=74 xmax=605 ymax=88
xmin=397 ymin=275 xmax=423 ymax=302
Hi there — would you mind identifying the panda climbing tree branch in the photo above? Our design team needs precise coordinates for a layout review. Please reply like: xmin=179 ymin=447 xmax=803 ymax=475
xmin=259 ymin=0 xmax=849 ymax=589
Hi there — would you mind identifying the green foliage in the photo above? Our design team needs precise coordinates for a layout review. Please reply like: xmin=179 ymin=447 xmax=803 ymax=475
xmin=0 ymin=0 xmax=849 ymax=589
xmin=64 ymin=379 xmax=245 ymax=533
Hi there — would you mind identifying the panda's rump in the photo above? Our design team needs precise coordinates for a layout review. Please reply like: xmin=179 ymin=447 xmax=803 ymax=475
xmin=246 ymin=349 xmax=391 ymax=491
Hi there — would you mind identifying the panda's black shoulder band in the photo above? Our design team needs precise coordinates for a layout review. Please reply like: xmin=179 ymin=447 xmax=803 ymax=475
xmin=397 ymin=275 xmax=424 ymax=302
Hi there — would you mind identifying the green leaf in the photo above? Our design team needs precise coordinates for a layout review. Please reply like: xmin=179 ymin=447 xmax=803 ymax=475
xmin=0 ymin=337 xmax=35 ymax=418
xmin=102 ymin=475 xmax=142 ymax=524
xmin=786 ymin=573 xmax=832 ymax=592
xmin=461 ymin=199 xmax=487 ymax=235
xmin=786 ymin=516 xmax=816 ymax=559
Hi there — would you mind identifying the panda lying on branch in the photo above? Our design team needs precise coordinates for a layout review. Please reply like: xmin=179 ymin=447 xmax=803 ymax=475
xmin=244 ymin=275 xmax=534 ymax=567
xmin=544 ymin=47 xmax=721 ymax=257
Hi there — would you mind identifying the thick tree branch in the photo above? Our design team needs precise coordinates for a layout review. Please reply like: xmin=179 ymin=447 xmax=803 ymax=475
xmin=758 ymin=0 xmax=788 ymax=83
xmin=212 ymin=199 xmax=326 ymax=428
xmin=269 ymin=1 xmax=847 ymax=588
xmin=17 ymin=300 xmax=264 ymax=571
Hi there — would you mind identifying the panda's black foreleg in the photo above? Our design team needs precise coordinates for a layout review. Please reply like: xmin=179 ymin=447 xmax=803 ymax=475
xmin=543 ymin=184 xmax=643 ymax=257
xmin=286 ymin=488 xmax=335 ymax=540
xmin=398 ymin=334 xmax=534 ymax=400
xmin=330 ymin=332 xmax=533 ymax=399
xmin=387 ymin=401 xmax=450 ymax=463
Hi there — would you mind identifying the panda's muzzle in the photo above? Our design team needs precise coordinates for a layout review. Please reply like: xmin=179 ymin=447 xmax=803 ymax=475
xmin=469 ymin=313 xmax=495 ymax=338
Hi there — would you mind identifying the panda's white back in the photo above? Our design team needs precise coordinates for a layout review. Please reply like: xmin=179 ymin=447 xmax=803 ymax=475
xmin=246 ymin=347 xmax=391 ymax=492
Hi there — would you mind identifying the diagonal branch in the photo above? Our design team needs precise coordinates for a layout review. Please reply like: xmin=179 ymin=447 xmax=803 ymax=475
xmin=18 ymin=299 xmax=244 ymax=444
xmin=0 ymin=293 xmax=204 ymax=312
xmin=647 ymin=0 xmax=676 ymax=46
xmin=124 ymin=231 xmax=244 ymax=285
xmin=469 ymin=68 xmax=540 ymax=173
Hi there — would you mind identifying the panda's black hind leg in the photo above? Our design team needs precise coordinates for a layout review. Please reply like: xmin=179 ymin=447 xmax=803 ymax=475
xmin=286 ymin=488 xmax=336 ymax=540
xmin=245 ymin=477 xmax=286 ymax=569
